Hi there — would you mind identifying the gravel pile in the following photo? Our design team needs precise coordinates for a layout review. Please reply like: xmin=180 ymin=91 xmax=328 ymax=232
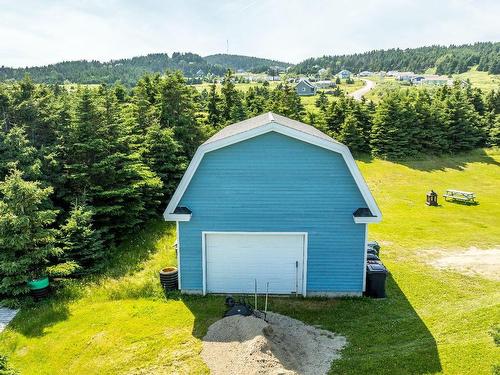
xmin=201 ymin=312 xmax=346 ymax=375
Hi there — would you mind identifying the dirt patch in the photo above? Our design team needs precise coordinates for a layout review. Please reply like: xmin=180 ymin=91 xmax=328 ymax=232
xmin=201 ymin=312 xmax=346 ymax=375
xmin=430 ymin=247 xmax=500 ymax=281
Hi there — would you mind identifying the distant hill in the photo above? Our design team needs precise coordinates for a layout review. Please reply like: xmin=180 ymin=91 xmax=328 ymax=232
xmin=0 ymin=52 xmax=291 ymax=86
xmin=1 ymin=42 xmax=498 ymax=85
xmin=0 ymin=52 xmax=228 ymax=86
xmin=204 ymin=54 xmax=291 ymax=73
xmin=292 ymin=42 xmax=500 ymax=75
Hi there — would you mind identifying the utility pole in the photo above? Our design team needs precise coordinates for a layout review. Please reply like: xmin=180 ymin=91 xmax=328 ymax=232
xmin=226 ymin=39 xmax=229 ymax=54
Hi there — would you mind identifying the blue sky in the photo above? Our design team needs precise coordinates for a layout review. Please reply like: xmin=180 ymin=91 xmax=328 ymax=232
xmin=1 ymin=0 xmax=499 ymax=67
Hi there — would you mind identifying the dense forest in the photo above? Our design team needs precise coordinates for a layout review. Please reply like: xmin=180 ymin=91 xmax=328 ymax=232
xmin=0 ymin=70 xmax=499 ymax=299
xmin=0 ymin=53 xmax=227 ymax=86
xmin=0 ymin=53 xmax=289 ymax=86
xmin=204 ymin=54 xmax=290 ymax=73
xmin=293 ymin=42 xmax=500 ymax=75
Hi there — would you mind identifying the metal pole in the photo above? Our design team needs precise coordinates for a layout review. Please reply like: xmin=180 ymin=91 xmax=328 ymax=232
xmin=254 ymin=279 xmax=257 ymax=310
xmin=265 ymin=282 xmax=269 ymax=314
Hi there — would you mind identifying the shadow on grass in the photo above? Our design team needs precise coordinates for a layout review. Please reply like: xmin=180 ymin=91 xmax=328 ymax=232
xmin=393 ymin=148 xmax=499 ymax=172
xmin=181 ymin=274 xmax=441 ymax=375
xmin=356 ymin=148 xmax=500 ymax=172
xmin=8 ymin=299 xmax=70 ymax=338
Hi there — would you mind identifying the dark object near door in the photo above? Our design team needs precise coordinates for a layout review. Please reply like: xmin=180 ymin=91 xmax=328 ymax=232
xmin=365 ymin=263 xmax=388 ymax=298
xmin=223 ymin=297 xmax=254 ymax=317
xmin=426 ymin=190 xmax=438 ymax=206
xmin=367 ymin=253 xmax=380 ymax=261
xmin=159 ymin=267 xmax=178 ymax=291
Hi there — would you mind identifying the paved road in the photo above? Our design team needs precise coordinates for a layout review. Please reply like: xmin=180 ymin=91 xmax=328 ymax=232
xmin=349 ymin=78 xmax=376 ymax=101
xmin=0 ymin=308 xmax=18 ymax=332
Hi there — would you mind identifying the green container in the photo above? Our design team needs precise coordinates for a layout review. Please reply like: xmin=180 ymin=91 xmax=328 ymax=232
xmin=28 ymin=277 xmax=49 ymax=290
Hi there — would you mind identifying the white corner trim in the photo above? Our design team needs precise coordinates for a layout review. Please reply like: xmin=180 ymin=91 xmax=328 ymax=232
xmin=163 ymin=121 xmax=382 ymax=222
xmin=201 ymin=232 xmax=207 ymax=295
xmin=176 ymin=221 xmax=182 ymax=290
xmin=202 ymin=231 xmax=308 ymax=296
xmin=363 ymin=224 xmax=368 ymax=292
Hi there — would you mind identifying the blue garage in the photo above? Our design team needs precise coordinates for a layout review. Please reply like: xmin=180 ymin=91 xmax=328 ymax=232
xmin=164 ymin=112 xmax=381 ymax=296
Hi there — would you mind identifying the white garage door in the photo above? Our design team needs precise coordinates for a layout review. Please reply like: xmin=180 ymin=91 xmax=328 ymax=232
xmin=204 ymin=232 xmax=306 ymax=295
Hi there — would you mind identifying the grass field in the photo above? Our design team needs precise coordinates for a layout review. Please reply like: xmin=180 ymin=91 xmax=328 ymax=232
xmin=0 ymin=149 xmax=499 ymax=374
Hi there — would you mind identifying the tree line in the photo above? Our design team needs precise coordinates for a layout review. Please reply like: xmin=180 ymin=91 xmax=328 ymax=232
xmin=0 ymin=70 xmax=499 ymax=298
xmin=293 ymin=42 xmax=500 ymax=75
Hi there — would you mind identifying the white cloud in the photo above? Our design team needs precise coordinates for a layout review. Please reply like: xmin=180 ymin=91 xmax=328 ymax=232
xmin=0 ymin=0 xmax=498 ymax=67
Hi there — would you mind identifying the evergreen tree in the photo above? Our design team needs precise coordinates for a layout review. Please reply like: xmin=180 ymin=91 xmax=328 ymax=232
xmin=315 ymin=91 xmax=329 ymax=112
xmin=0 ymin=170 xmax=59 ymax=296
xmin=338 ymin=113 xmax=366 ymax=153
xmin=268 ymin=83 xmax=304 ymax=121
xmin=370 ymin=92 xmax=411 ymax=159
xmin=207 ymin=82 xmax=221 ymax=127
xmin=59 ymin=203 xmax=104 ymax=274
xmin=230 ymin=92 xmax=247 ymax=123
xmin=221 ymin=70 xmax=237 ymax=123
xmin=157 ymin=71 xmax=201 ymax=157
xmin=443 ymin=87 xmax=481 ymax=152
xmin=0 ymin=126 xmax=41 ymax=181
xmin=142 ymin=121 xmax=185 ymax=199
xmin=488 ymin=114 xmax=500 ymax=147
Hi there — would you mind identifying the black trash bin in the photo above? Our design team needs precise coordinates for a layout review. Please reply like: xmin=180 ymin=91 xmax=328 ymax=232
xmin=365 ymin=263 xmax=388 ymax=298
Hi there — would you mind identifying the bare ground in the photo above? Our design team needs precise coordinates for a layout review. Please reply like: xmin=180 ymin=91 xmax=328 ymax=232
xmin=429 ymin=247 xmax=500 ymax=281
xmin=201 ymin=312 xmax=346 ymax=375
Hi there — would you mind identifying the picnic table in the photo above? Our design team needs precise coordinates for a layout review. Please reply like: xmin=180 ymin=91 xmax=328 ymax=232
xmin=443 ymin=189 xmax=476 ymax=203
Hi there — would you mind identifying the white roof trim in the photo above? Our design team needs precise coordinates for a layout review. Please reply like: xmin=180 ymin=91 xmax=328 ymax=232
xmin=163 ymin=120 xmax=382 ymax=223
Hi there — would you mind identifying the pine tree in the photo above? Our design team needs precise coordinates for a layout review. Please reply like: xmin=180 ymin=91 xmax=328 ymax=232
xmin=488 ymin=114 xmax=500 ymax=147
xmin=230 ymin=92 xmax=247 ymax=123
xmin=370 ymin=92 xmax=410 ymax=159
xmin=0 ymin=169 xmax=59 ymax=296
xmin=142 ymin=121 xmax=185 ymax=199
xmin=443 ymin=87 xmax=481 ymax=152
xmin=0 ymin=126 xmax=41 ymax=181
xmin=157 ymin=72 xmax=202 ymax=158
xmin=221 ymin=70 xmax=237 ymax=123
xmin=207 ymin=82 xmax=221 ymax=127
xmin=315 ymin=91 xmax=328 ymax=112
xmin=59 ymin=203 xmax=104 ymax=274
xmin=338 ymin=113 xmax=367 ymax=153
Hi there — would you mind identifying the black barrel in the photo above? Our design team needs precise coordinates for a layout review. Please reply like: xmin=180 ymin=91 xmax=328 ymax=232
xmin=365 ymin=263 xmax=388 ymax=298
xmin=159 ymin=267 xmax=178 ymax=291
xmin=31 ymin=286 xmax=50 ymax=300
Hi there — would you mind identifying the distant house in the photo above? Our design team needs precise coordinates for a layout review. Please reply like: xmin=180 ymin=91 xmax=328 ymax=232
xmin=386 ymin=70 xmax=399 ymax=77
xmin=195 ymin=69 xmax=204 ymax=77
xmin=415 ymin=75 xmax=452 ymax=86
xmin=314 ymin=80 xmax=336 ymax=89
xmin=337 ymin=70 xmax=352 ymax=79
xmin=358 ymin=71 xmax=373 ymax=77
xmin=318 ymin=68 xmax=328 ymax=77
xmin=410 ymin=76 xmax=425 ymax=84
xmin=295 ymin=79 xmax=317 ymax=96
xmin=396 ymin=72 xmax=416 ymax=81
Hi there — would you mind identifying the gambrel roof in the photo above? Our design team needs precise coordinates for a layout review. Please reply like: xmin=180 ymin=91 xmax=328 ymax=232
xmin=164 ymin=112 xmax=381 ymax=223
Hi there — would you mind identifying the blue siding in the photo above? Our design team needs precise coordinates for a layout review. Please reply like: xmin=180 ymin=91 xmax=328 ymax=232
xmin=178 ymin=132 xmax=366 ymax=293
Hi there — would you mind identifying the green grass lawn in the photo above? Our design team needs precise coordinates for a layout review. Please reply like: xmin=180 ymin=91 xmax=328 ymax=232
xmin=1 ymin=149 xmax=499 ymax=374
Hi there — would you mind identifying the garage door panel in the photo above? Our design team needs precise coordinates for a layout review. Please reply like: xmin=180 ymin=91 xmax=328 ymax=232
xmin=205 ymin=233 xmax=305 ymax=294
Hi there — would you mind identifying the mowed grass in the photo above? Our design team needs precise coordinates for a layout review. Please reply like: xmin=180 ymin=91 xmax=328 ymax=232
xmin=1 ymin=149 xmax=499 ymax=374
